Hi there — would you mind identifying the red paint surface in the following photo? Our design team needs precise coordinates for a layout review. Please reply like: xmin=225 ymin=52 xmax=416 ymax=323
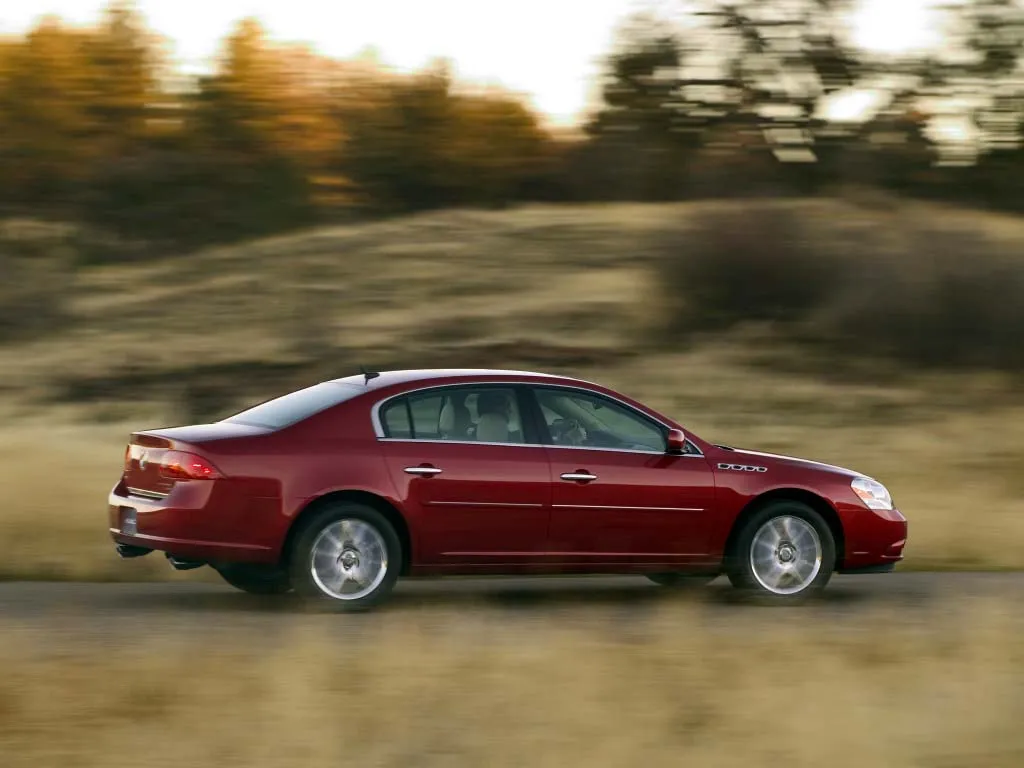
xmin=109 ymin=370 xmax=907 ymax=576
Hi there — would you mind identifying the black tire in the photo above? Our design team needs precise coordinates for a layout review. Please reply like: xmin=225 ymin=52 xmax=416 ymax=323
xmin=289 ymin=502 xmax=401 ymax=612
xmin=725 ymin=500 xmax=835 ymax=603
xmin=646 ymin=573 xmax=716 ymax=588
xmin=215 ymin=563 xmax=293 ymax=595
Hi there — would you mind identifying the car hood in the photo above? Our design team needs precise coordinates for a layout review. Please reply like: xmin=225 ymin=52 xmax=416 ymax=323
xmin=714 ymin=445 xmax=862 ymax=479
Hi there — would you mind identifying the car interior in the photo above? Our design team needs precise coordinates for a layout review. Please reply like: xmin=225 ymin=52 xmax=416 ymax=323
xmin=536 ymin=391 xmax=666 ymax=452
xmin=383 ymin=389 xmax=525 ymax=444
xmin=383 ymin=387 xmax=676 ymax=453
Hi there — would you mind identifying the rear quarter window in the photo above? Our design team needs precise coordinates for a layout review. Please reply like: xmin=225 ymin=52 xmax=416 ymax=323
xmin=223 ymin=382 xmax=364 ymax=429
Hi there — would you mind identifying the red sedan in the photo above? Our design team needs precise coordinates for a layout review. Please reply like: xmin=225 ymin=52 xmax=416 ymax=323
xmin=109 ymin=369 xmax=907 ymax=609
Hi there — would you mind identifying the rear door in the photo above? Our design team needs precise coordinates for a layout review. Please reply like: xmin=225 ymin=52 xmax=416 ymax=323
xmin=528 ymin=386 xmax=716 ymax=566
xmin=378 ymin=385 xmax=552 ymax=566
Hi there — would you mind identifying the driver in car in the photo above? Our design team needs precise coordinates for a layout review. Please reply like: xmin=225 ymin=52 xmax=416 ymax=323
xmin=560 ymin=418 xmax=587 ymax=446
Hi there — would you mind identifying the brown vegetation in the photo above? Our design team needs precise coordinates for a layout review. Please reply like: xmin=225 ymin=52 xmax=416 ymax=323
xmin=2 ymin=2 xmax=1023 ymax=248
xmin=657 ymin=201 xmax=1024 ymax=370
xmin=1 ymin=200 xmax=1024 ymax=578
xmin=0 ymin=598 xmax=1021 ymax=767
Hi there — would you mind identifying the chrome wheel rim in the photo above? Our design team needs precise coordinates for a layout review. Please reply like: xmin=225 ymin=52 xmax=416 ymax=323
xmin=749 ymin=515 xmax=821 ymax=595
xmin=310 ymin=519 xmax=388 ymax=601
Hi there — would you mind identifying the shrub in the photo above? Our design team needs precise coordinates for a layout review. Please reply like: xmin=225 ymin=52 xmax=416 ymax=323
xmin=656 ymin=202 xmax=1024 ymax=371
xmin=0 ymin=221 xmax=74 ymax=343
xmin=820 ymin=227 xmax=1024 ymax=370
xmin=659 ymin=204 xmax=840 ymax=334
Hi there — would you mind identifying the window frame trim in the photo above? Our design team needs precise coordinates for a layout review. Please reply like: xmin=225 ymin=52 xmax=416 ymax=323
xmin=370 ymin=381 xmax=704 ymax=457
xmin=375 ymin=383 xmax=538 ymax=445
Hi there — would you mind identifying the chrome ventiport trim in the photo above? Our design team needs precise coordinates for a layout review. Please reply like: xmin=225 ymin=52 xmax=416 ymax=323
xmin=717 ymin=464 xmax=768 ymax=473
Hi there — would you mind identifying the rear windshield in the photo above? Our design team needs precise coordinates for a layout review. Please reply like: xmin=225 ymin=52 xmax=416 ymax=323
xmin=223 ymin=382 xmax=363 ymax=429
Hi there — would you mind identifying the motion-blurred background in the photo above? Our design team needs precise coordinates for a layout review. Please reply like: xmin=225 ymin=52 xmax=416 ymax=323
xmin=0 ymin=2 xmax=1022 ymax=765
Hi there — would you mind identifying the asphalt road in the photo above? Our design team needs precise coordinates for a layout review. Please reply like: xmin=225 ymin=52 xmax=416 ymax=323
xmin=0 ymin=573 xmax=1020 ymax=646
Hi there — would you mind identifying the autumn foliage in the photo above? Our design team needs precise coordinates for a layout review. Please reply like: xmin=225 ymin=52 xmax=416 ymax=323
xmin=0 ymin=5 xmax=554 ymax=244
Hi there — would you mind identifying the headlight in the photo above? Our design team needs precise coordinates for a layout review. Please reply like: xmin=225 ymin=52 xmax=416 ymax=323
xmin=851 ymin=477 xmax=893 ymax=511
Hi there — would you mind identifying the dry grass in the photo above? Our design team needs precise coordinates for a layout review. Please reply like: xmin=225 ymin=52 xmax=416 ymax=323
xmin=0 ymin=599 xmax=1021 ymax=767
xmin=1 ymin=200 xmax=1024 ymax=578
xmin=1 ymin=345 xmax=1023 ymax=578
xmin=0 ymin=425 xmax=171 ymax=582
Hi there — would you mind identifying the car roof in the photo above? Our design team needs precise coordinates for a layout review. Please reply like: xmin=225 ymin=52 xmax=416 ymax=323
xmin=328 ymin=368 xmax=591 ymax=390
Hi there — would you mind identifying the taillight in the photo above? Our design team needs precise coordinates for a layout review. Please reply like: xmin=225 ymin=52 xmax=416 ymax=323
xmin=158 ymin=451 xmax=223 ymax=480
xmin=124 ymin=445 xmax=131 ymax=472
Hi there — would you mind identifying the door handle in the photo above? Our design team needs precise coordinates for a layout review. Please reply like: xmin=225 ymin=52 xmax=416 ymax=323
xmin=404 ymin=466 xmax=443 ymax=477
xmin=561 ymin=471 xmax=597 ymax=483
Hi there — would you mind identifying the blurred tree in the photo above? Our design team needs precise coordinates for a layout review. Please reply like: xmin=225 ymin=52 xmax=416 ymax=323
xmin=943 ymin=0 xmax=1024 ymax=206
xmin=185 ymin=19 xmax=318 ymax=237
xmin=0 ymin=18 xmax=93 ymax=209
xmin=580 ymin=17 xmax=692 ymax=199
xmin=4 ymin=0 xmax=1024 ymax=245
xmin=444 ymin=90 xmax=553 ymax=206
xmin=340 ymin=60 xmax=458 ymax=211
xmin=581 ymin=3 xmax=868 ymax=199
xmin=340 ymin=59 xmax=553 ymax=211
xmin=81 ymin=1 xmax=163 ymax=155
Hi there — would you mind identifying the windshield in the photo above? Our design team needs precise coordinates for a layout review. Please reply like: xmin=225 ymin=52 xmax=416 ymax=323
xmin=223 ymin=382 xmax=363 ymax=429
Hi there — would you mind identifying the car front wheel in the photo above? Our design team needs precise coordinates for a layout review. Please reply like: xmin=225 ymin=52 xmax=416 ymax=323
xmin=727 ymin=501 xmax=835 ymax=602
xmin=289 ymin=502 xmax=401 ymax=611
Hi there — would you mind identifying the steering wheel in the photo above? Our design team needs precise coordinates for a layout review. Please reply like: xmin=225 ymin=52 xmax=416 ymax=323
xmin=550 ymin=418 xmax=587 ymax=446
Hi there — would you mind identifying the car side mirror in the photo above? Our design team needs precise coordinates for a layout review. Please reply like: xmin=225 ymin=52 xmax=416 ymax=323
xmin=666 ymin=429 xmax=687 ymax=455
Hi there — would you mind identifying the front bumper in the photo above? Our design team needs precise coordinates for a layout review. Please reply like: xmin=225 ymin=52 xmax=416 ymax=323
xmin=838 ymin=503 xmax=908 ymax=572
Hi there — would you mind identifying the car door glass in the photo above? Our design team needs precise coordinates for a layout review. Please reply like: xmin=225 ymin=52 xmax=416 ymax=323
xmin=381 ymin=398 xmax=413 ymax=438
xmin=381 ymin=388 xmax=525 ymax=444
xmin=466 ymin=389 xmax=524 ymax=444
xmin=409 ymin=394 xmax=444 ymax=439
xmin=535 ymin=389 xmax=666 ymax=452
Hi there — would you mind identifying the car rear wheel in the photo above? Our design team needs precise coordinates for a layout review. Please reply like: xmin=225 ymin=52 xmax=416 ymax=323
xmin=289 ymin=502 xmax=400 ymax=612
xmin=215 ymin=563 xmax=292 ymax=595
xmin=646 ymin=573 xmax=716 ymax=588
xmin=726 ymin=501 xmax=835 ymax=602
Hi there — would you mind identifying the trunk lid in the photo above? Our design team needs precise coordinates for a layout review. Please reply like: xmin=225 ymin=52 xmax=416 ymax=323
xmin=123 ymin=422 xmax=269 ymax=497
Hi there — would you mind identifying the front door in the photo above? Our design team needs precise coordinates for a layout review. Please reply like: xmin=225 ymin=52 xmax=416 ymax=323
xmin=529 ymin=386 xmax=716 ymax=566
xmin=379 ymin=385 xmax=551 ymax=566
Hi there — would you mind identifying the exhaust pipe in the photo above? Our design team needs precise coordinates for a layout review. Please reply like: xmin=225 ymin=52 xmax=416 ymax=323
xmin=116 ymin=543 xmax=152 ymax=559
xmin=166 ymin=554 xmax=206 ymax=571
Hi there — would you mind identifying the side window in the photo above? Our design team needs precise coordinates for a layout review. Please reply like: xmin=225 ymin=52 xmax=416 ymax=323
xmin=464 ymin=388 xmax=524 ymax=444
xmin=534 ymin=388 xmax=667 ymax=453
xmin=409 ymin=394 xmax=444 ymax=439
xmin=379 ymin=387 xmax=525 ymax=444
xmin=381 ymin=398 xmax=412 ymax=438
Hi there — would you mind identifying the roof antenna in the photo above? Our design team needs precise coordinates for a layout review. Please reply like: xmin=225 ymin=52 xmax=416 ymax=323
xmin=359 ymin=365 xmax=380 ymax=385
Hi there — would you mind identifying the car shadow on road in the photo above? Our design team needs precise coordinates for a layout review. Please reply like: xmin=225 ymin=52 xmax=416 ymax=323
xmin=107 ymin=577 xmax=894 ymax=616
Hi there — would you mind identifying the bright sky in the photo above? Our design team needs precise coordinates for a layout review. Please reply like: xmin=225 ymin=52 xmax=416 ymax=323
xmin=2 ymin=0 xmax=944 ymax=126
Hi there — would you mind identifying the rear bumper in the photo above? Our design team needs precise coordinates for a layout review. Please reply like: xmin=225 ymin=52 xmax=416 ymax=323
xmin=109 ymin=529 xmax=274 ymax=563
xmin=108 ymin=480 xmax=279 ymax=565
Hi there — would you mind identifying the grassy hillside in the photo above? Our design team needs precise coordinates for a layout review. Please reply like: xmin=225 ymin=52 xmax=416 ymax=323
xmin=2 ymin=199 xmax=1024 ymax=577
